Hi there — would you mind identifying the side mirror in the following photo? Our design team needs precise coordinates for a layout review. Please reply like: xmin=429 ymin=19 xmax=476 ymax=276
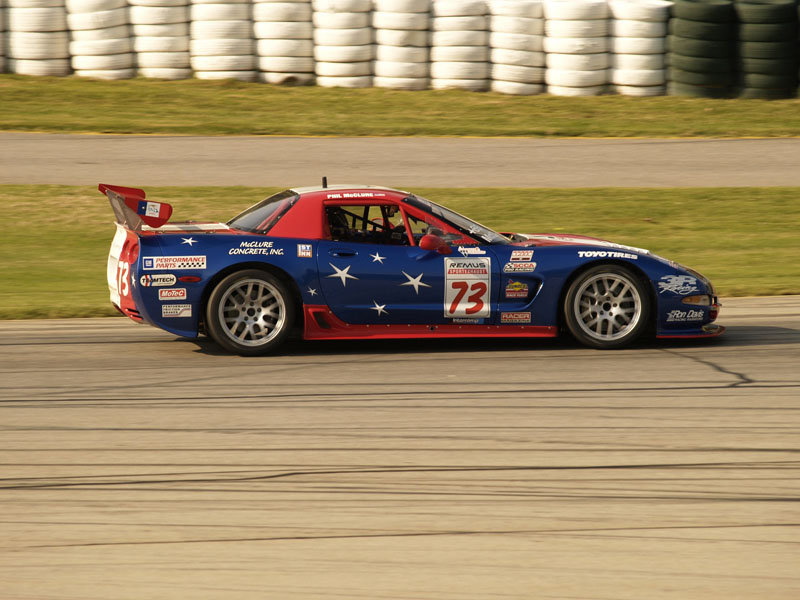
xmin=419 ymin=234 xmax=452 ymax=255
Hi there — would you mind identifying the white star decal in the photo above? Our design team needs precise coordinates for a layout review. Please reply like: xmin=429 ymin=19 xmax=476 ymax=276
xmin=468 ymin=225 xmax=480 ymax=235
xmin=327 ymin=263 xmax=358 ymax=287
xmin=181 ymin=237 xmax=197 ymax=246
xmin=371 ymin=301 xmax=388 ymax=316
xmin=308 ymin=287 xmax=317 ymax=297
xmin=370 ymin=252 xmax=386 ymax=264
xmin=399 ymin=271 xmax=431 ymax=295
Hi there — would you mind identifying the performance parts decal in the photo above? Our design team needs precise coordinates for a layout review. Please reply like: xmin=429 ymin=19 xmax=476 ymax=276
xmin=143 ymin=256 xmax=206 ymax=270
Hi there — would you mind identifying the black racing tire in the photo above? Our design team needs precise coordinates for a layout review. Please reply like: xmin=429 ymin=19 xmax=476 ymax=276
xmin=734 ymin=0 xmax=798 ymax=24
xmin=738 ymin=56 xmax=797 ymax=75
xmin=671 ymin=0 xmax=736 ymax=22
xmin=738 ymin=22 xmax=798 ymax=42
xmin=738 ymin=40 xmax=797 ymax=58
xmin=668 ymin=66 xmax=735 ymax=86
xmin=206 ymin=269 xmax=295 ymax=356
xmin=669 ymin=18 xmax=737 ymax=41
xmin=666 ymin=35 xmax=734 ymax=58
xmin=563 ymin=264 xmax=651 ymax=350
xmin=738 ymin=86 xmax=798 ymax=98
xmin=741 ymin=71 xmax=798 ymax=88
xmin=669 ymin=53 xmax=734 ymax=73
xmin=668 ymin=81 xmax=736 ymax=97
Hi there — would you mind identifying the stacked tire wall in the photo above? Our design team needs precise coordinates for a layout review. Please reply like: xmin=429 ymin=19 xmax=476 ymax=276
xmin=2 ymin=0 xmax=800 ymax=99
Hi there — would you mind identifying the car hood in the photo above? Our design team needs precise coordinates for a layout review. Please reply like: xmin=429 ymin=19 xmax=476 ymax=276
xmin=510 ymin=233 xmax=651 ymax=255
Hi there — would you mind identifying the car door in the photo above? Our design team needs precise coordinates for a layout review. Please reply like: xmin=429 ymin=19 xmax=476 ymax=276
xmin=317 ymin=240 xmax=447 ymax=324
xmin=316 ymin=201 xmax=499 ymax=325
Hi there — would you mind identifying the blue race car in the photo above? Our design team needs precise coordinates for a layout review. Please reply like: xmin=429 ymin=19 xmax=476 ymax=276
xmin=103 ymin=182 xmax=723 ymax=355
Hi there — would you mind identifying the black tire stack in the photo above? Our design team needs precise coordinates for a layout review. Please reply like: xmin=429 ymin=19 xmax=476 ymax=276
xmin=735 ymin=0 xmax=798 ymax=99
xmin=667 ymin=0 xmax=738 ymax=97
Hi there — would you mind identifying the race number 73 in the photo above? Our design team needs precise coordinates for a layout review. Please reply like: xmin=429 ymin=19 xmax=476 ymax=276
xmin=117 ymin=261 xmax=130 ymax=297
xmin=444 ymin=257 xmax=491 ymax=318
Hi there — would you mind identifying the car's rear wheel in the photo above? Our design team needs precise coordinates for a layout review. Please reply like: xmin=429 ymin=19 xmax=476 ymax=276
xmin=206 ymin=269 xmax=294 ymax=355
xmin=564 ymin=264 xmax=651 ymax=349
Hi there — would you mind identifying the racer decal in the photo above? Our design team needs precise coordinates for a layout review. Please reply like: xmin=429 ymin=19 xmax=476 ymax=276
xmin=140 ymin=274 xmax=177 ymax=286
xmin=143 ymin=256 xmax=206 ymax=270
xmin=666 ymin=309 xmax=704 ymax=322
xmin=229 ymin=241 xmax=284 ymax=256
xmin=503 ymin=262 xmax=536 ymax=273
xmin=501 ymin=312 xmax=531 ymax=324
xmin=297 ymin=244 xmax=312 ymax=258
xmin=444 ymin=257 xmax=491 ymax=319
xmin=327 ymin=263 xmax=358 ymax=287
xmin=510 ymin=250 xmax=534 ymax=262
xmin=162 ymin=304 xmax=192 ymax=318
xmin=658 ymin=275 xmax=699 ymax=295
xmin=505 ymin=280 xmax=528 ymax=299
xmin=158 ymin=288 xmax=187 ymax=301
xmin=399 ymin=271 xmax=431 ymax=295
xmin=578 ymin=250 xmax=638 ymax=260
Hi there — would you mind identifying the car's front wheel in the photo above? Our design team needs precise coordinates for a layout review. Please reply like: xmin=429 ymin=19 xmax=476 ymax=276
xmin=564 ymin=264 xmax=651 ymax=349
xmin=206 ymin=269 xmax=294 ymax=356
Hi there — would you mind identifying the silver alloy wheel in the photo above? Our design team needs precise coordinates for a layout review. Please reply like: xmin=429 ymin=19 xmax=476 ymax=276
xmin=572 ymin=272 xmax=642 ymax=342
xmin=217 ymin=277 xmax=286 ymax=347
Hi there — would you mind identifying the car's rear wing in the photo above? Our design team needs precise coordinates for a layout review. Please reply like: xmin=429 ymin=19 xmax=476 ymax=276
xmin=99 ymin=183 xmax=173 ymax=231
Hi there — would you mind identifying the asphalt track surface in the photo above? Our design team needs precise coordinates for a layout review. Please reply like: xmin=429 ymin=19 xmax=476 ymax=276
xmin=2 ymin=296 xmax=799 ymax=600
xmin=4 ymin=132 xmax=800 ymax=187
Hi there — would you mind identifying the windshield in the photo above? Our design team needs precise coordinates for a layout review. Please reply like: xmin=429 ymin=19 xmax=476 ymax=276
xmin=227 ymin=190 xmax=298 ymax=233
xmin=404 ymin=195 xmax=510 ymax=245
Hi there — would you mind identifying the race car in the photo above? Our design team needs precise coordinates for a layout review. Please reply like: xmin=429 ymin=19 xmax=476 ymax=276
xmin=103 ymin=182 xmax=723 ymax=355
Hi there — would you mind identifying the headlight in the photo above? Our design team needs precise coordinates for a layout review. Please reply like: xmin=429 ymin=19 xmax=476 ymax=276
xmin=682 ymin=295 xmax=711 ymax=306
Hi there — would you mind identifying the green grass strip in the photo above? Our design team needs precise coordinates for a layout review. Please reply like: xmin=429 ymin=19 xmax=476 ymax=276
xmin=2 ymin=185 xmax=797 ymax=320
xmin=2 ymin=75 xmax=800 ymax=137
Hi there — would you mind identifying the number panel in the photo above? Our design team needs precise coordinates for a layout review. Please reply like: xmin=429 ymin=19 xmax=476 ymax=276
xmin=444 ymin=257 xmax=491 ymax=318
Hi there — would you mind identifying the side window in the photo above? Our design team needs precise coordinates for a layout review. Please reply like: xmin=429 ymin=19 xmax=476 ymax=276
xmin=325 ymin=204 xmax=410 ymax=245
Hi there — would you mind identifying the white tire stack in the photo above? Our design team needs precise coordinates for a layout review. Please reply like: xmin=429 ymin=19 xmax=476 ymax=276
xmin=131 ymin=0 xmax=191 ymax=80
xmin=373 ymin=0 xmax=430 ymax=90
xmin=607 ymin=0 xmax=668 ymax=96
xmin=253 ymin=0 xmax=314 ymax=85
xmin=190 ymin=0 xmax=255 ymax=81
xmin=67 ymin=0 xmax=133 ymax=80
xmin=6 ymin=0 xmax=70 ymax=76
xmin=488 ymin=0 xmax=544 ymax=95
xmin=543 ymin=0 xmax=609 ymax=96
xmin=312 ymin=0 xmax=373 ymax=88
xmin=430 ymin=0 xmax=489 ymax=91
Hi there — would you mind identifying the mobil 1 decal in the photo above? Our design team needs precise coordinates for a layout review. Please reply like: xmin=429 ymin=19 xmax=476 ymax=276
xmin=444 ymin=257 xmax=491 ymax=319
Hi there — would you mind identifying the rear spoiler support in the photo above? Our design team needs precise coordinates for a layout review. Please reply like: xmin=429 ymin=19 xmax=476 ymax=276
xmin=99 ymin=183 xmax=173 ymax=230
